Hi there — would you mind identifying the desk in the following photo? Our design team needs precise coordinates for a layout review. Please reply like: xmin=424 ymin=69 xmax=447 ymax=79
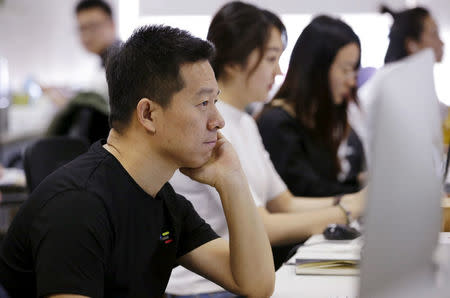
xmin=272 ymin=235 xmax=360 ymax=298
xmin=272 ymin=265 xmax=359 ymax=298
xmin=272 ymin=233 xmax=450 ymax=297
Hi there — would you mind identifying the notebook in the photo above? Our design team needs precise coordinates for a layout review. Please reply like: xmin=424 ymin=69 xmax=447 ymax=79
xmin=296 ymin=258 xmax=359 ymax=276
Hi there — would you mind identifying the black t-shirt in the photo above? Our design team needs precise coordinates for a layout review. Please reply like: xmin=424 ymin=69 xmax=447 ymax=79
xmin=0 ymin=140 xmax=219 ymax=298
xmin=257 ymin=106 xmax=363 ymax=197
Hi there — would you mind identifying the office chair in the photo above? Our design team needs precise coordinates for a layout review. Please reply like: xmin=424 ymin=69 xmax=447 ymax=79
xmin=23 ymin=136 xmax=89 ymax=193
xmin=46 ymin=91 xmax=110 ymax=144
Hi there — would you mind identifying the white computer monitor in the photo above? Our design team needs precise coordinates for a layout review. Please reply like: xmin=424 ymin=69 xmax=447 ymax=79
xmin=359 ymin=49 xmax=443 ymax=298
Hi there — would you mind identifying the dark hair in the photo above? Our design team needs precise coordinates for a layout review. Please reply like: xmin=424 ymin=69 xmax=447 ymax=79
xmin=270 ymin=15 xmax=360 ymax=175
xmin=75 ymin=0 xmax=113 ymax=18
xmin=207 ymin=1 xmax=287 ymax=80
xmin=105 ymin=25 xmax=215 ymax=132
xmin=380 ymin=5 xmax=430 ymax=63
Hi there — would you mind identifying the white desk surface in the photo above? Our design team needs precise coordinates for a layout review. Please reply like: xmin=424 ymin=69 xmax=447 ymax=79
xmin=272 ymin=233 xmax=450 ymax=297
xmin=272 ymin=234 xmax=361 ymax=298
xmin=272 ymin=265 xmax=359 ymax=298
xmin=272 ymin=232 xmax=450 ymax=298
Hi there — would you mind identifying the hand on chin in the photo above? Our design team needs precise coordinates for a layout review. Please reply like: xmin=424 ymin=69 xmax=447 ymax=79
xmin=180 ymin=132 xmax=243 ymax=187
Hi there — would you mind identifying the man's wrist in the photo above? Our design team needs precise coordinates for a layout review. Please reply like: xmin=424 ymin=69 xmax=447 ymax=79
xmin=214 ymin=169 xmax=247 ymax=193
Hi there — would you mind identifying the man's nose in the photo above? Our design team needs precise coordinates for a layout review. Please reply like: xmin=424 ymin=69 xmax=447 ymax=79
xmin=208 ymin=105 xmax=225 ymax=130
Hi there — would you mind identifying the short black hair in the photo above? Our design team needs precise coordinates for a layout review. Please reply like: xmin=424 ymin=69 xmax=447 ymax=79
xmin=380 ymin=5 xmax=430 ymax=63
xmin=75 ymin=0 xmax=112 ymax=18
xmin=106 ymin=25 xmax=215 ymax=132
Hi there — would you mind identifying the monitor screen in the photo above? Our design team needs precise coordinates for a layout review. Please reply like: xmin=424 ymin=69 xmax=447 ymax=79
xmin=359 ymin=49 xmax=443 ymax=298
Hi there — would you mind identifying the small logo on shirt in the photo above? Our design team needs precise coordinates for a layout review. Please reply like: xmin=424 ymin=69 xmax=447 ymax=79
xmin=160 ymin=231 xmax=173 ymax=244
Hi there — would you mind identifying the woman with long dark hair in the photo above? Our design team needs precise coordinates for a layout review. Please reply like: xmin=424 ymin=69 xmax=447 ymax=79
xmin=257 ymin=15 xmax=365 ymax=197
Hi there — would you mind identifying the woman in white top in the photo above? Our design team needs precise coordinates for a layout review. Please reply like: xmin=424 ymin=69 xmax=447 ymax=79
xmin=166 ymin=2 xmax=365 ymax=297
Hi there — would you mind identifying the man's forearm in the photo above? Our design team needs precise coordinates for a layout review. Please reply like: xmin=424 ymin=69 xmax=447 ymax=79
xmin=216 ymin=172 xmax=275 ymax=297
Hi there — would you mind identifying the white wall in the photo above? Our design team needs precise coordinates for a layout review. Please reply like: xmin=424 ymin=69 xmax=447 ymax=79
xmin=124 ymin=0 xmax=450 ymax=103
xmin=0 ymin=0 xmax=117 ymax=91
xmin=0 ymin=0 xmax=448 ymax=99
xmin=139 ymin=0 xmax=408 ymax=16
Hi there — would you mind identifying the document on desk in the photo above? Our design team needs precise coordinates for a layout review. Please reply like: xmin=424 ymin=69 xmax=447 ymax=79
xmin=294 ymin=234 xmax=362 ymax=260
xmin=295 ymin=258 xmax=359 ymax=276
xmin=292 ymin=234 xmax=362 ymax=276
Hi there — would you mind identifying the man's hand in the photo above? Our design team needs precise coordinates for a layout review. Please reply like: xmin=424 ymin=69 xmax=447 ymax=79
xmin=180 ymin=132 xmax=243 ymax=188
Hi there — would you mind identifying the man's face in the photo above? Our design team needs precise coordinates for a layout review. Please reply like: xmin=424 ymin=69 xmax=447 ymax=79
xmin=154 ymin=60 xmax=225 ymax=168
xmin=77 ymin=8 xmax=116 ymax=55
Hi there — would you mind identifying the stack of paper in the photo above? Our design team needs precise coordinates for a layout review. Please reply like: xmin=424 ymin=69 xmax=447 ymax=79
xmin=296 ymin=258 xmax=359 ymax=276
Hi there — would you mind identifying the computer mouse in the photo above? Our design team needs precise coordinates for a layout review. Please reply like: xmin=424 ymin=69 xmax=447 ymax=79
xmin=323 ymin=223 xmax=361 ymax=240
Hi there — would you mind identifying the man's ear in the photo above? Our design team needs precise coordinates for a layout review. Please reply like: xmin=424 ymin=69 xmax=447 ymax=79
xmin=136 ymin=98 xmax=161 ymax=134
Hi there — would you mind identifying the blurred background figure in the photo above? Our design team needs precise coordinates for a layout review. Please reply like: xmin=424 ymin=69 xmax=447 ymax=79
xmin=380 ymin=4 xmax=450 ymax=176
xmin=257 ymin=15 xmax=366 ymax=197
xmin=76 ymin=0 xmax=118 ymax=66
xmin=45 ymin=0 xmax=120 ymax=144
xmin=381 ymin=5 xmax=444 ymax=64
xmin=44 ymin=0 xmax=120 ymax=106
xmin=351 ymin=4 xmax=446 ymax=167
xmin=380 ymin=5 xmax=446 ymax=118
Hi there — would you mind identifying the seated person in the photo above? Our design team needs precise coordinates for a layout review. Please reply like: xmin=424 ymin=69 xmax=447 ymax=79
xmin=257 ymin=15 xmax=365 ymax=197
xmin=380 ymin=4 xmax=449 ymax=142
xmin=0 ymin=25 xmax=275 ymax=298
xmin=166 ymin=3 xmax=365 ymax=297
xmin=381 ymin=5 xmax=444 ymax=65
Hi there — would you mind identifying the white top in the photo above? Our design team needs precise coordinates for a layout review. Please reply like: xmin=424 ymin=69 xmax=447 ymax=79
xmin=166 ymin=101 xmax=287 ymax=295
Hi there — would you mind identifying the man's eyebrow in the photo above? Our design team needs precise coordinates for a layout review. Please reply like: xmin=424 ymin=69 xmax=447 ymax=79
xmin=196 ymin=88 xmax=221 ymax=97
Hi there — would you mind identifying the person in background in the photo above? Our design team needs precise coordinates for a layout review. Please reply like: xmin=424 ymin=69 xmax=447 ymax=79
xmin=44 ymin=0 xmax=121 ymax=143
xmin=0 ymin=25 xmax=275 ymax=298
xmin=380 ymin=5 xmax=450 ymax=148
xmin=166 ymin=3 xmax=365 ymax=297
xmin=75 ymin=0 xmax=120 ymax=68
xmin=381 ymin=5 xmax=444 ymax=64
xmin=257 ymin=15 xmax=365 ymax=198
xmin=44 ymin=0 xmax=120 ymax=105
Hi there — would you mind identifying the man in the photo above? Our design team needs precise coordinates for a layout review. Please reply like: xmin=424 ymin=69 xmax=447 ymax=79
xmin=44 ymin=0 xmax=119 ymax=106
xmin=0 ymin=25 xmax=275 ymax=298
xmin=75 ymin=0 xmax=119 ymax=67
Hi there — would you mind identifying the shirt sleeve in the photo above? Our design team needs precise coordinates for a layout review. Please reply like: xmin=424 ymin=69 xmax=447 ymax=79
xmin=244 ymin=117 xmax=287 ymax=205
xmin=257 ymin=110 xmax=358 ymax=197
xmin=174 ymin=194 xmax=219 ymax=259
xmin=30 ymin=190 xmax=112 ymax=298
xmin=258 ymin=134 xmax=288 ymax=201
